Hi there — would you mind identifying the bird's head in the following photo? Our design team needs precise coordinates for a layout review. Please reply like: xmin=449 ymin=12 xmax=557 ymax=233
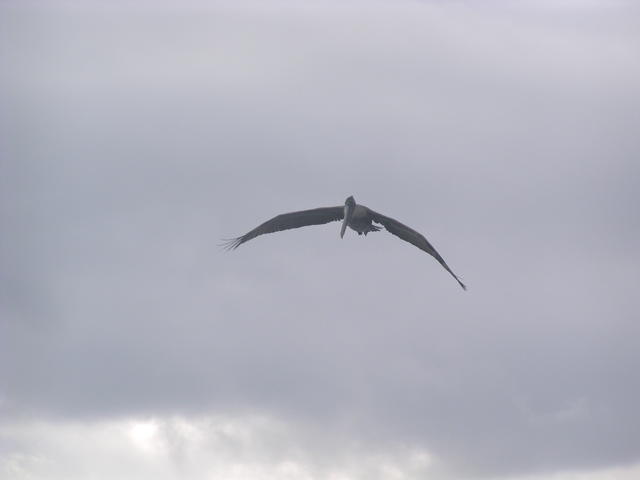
xmin=341 ymin=196 xmax=356 ymax=238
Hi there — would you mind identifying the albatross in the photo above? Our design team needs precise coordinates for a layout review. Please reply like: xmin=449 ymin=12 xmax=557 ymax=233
xmin=223 ymin=195 xmax=466 ymax=290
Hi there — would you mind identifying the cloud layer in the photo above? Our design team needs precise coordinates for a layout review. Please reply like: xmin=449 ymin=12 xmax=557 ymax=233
xmin=2 ymin=1 xmax=639 ymax=478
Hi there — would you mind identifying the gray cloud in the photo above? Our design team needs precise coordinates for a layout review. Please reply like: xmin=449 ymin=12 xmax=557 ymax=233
xmin=1 ymin=1 xmax=639 ymax=478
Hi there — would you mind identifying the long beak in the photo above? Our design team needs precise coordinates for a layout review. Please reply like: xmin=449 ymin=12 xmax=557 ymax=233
xmin=340 ymin=204 xmax=353 ymax=238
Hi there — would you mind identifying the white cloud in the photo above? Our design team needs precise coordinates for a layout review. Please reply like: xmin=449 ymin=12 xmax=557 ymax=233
xmin=0 ymin=415 xmax=436 ymax=480
xmin=2 ymin=415 xmax=640 ymax=480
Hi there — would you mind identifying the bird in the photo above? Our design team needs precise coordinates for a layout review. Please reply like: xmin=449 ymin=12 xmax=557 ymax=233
xmin=222 ymin=195 xmax=466 ymax=290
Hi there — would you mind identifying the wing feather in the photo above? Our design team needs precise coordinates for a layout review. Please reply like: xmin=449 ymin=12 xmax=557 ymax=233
xmin=222 ymin=206 xmax=344 ymax=249
xmin=368 ymin=208 xmax=466 ymax=290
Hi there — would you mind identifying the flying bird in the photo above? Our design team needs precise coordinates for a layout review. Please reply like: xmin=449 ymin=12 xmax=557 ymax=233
xmin=223 ymin=196 xmax=466 ymax=290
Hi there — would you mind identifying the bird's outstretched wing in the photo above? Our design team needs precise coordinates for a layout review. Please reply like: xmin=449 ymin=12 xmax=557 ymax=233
xmin=222 ymin=206 xmax=344 ymax=250
xmin=368 ymin=208 xmax=466 ymax=290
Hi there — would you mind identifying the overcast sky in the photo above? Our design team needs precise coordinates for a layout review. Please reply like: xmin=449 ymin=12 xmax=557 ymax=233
xmin=1 ymin=1 xmax=640 ymax=479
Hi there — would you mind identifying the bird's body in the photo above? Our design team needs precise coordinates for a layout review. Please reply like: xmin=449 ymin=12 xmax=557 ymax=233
xmin=223 ymin=196 xmax=466 ymax=290
xmin=347 ymin=205 xmax=381 ymax=236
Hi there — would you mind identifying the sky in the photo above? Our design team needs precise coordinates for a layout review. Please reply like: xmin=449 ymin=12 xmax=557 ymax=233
xmin=1 ymin=1 xmax=639 ymax=479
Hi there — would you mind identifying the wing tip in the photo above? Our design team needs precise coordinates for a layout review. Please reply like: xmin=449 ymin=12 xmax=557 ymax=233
xmin=219 ymin=237 xmax=243 ymax=251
